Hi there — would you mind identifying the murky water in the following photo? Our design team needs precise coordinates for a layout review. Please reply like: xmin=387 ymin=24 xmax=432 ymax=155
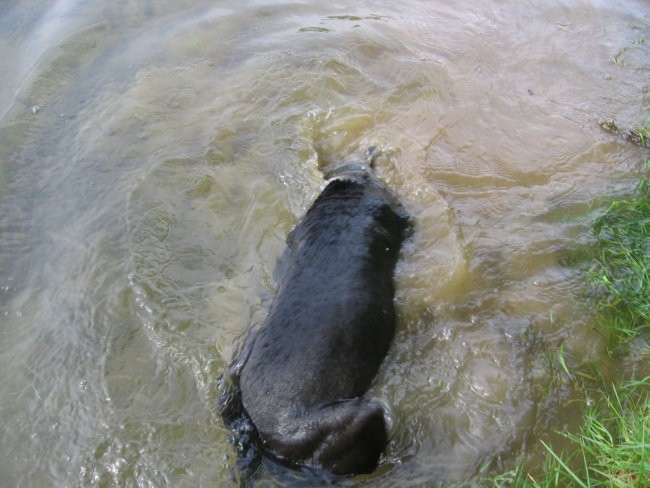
xmin=0 ymin=1 xmax=648 ymax=486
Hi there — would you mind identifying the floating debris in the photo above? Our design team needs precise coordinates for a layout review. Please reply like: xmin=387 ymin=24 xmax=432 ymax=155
xmin=599 ymin=118 xmax=649 ymax=148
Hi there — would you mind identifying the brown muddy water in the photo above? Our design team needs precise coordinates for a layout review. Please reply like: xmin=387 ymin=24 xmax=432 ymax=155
xmin=0 ymin=1 xmax=648 ymax=486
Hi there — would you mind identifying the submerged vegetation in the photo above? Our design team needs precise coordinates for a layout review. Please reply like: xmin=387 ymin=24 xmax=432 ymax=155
xmin=540 ymin=378 xmax=648 ymax=488
xmin=487 ymin=377 xmax=649 ymax=488
xmin=589 ymin=172 xmax=650 ymax=346
xmin=487 ymin=163 xmax=650 ymax=488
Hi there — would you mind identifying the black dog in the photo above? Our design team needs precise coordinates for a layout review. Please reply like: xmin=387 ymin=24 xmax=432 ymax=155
xmin=221 ymin=160 xmax=410 ymax=477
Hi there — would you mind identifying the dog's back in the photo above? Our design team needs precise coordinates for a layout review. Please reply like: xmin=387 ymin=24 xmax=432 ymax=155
xmin=230 ymin=165 xmax=410 ymax=475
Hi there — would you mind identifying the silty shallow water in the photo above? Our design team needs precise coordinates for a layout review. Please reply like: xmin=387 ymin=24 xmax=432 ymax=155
xmin=0 ymin=0 xmax=648 ymax=486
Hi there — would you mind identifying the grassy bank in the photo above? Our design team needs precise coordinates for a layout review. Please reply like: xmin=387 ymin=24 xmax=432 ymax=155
xmin=488 ymin=165 xmax=650 ymax=488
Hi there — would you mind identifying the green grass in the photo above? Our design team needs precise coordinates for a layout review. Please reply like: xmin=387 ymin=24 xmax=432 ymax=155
xmin=484 ymin=165 xmax=650 ymax=488
xmin=541 ymin=378 xmax=649 ymax=488
xmin=629 ymin=119 xmax=650 ymax=148
xmin=486 ymin=378 xmax=649 ymax=488
xmin=589 ymin=170 xmax=650 ymax=345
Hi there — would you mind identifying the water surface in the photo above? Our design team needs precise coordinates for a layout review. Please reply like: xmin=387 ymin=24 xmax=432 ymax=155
xmin=0 ymin=0 xmax=648 ymax=486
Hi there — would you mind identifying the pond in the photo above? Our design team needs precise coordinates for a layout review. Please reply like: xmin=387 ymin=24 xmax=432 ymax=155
xmin=0 ymin=0 xmax=648 ymax=486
